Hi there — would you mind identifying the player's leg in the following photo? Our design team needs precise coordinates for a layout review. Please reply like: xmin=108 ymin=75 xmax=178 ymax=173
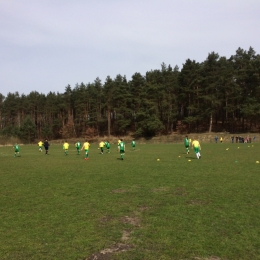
xmin=84 ymin=149 xmax=89 ymax=160
xmin=120 ymin=150 xmax=125 ymax=160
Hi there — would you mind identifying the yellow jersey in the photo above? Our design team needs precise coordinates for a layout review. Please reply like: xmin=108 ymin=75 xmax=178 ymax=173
xmin=99 ymin=141 xmax=105 ymax=148
xmin=83 ymin=142 xmax=90 ymax=150
xmin=38 ymin=141 xmax=43 ymax=146
xmin=192 ymin=140 xmax=200 ymax=147
xmin=63 ymin=142 xmax=69 ymax=149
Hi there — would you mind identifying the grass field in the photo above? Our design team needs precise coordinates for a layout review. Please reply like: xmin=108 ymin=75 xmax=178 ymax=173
xmin=1 ymin=142 xmax=260 ymax=260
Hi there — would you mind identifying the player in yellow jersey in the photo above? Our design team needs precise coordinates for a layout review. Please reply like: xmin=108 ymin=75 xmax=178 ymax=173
xmin=81 ymin=140 xmax=90 ymax=160
xmin=99 ymin=141 xmax=105 ymax=154
xmin=63 ymin=141 xmax=69 ymax=155
xmin=192 ymin=139 xmax=201 ymax=159
xmin=38 ymin=140 xmax=43 ymax=152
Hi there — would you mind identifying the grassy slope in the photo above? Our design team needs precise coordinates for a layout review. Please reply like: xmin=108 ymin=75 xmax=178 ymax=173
xmin=0 ymin=142 xmax=260 ymax=259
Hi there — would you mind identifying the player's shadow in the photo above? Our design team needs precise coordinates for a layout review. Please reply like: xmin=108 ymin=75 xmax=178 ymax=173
xmin=185 ymin=156 xmax=197 ymax=159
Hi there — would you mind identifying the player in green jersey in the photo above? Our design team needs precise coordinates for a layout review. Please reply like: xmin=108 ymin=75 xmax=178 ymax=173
xmin=184 ymin=136 xmax=190 ymax=154
xmin=13 ymin=143 xmax=20 ymax=157
xmin=105 ymin=141 xmax=111 ymax=153
xmin=75 ymin=141 xmax=81 ymax=155
xmin=119 ymin=139 xmax=125 ymax=160
xmin=131 ymin=139 xmax=136 ymax=150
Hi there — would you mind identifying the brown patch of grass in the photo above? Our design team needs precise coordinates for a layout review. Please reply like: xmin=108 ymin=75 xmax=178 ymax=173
xmin=174 ymin=187 xmax=188 ymax=196
xmin=152 ymin=186 xmax=169 ymax=192
xmin=121 ymin=216 xmax=140 ymax=227
xmin=86 ymin=243 xmax=133 ymax=260
xmin=121 ymin=230 xmax=132 ymax=242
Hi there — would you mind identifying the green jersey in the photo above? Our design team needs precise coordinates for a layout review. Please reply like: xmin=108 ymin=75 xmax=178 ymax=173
xmin=75 ymin=142 xmax=81 ymax=148
xmin=14 ymin=145 xmax=20 ymax=151
xmin=119 ymin=141 xmax=125 ymax=151
xmin=184 ymin=138 xmax=189 ymax=146
xmin=131 ymin=140 xmax=136 ymax=147
xmin=105 ymin=142 xmax=110 ymax=149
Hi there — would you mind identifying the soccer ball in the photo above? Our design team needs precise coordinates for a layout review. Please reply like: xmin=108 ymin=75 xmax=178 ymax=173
xmin=157 ymin=159 xmax=160 ymax=161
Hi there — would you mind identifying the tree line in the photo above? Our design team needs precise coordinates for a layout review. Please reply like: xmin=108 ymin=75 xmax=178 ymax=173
xmin=0 ymin=47 xmax=260 ymax=142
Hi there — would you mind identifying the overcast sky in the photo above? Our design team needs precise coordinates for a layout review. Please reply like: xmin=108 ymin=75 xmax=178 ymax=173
xmin=0 ymin=0 xmax=259 ymax=97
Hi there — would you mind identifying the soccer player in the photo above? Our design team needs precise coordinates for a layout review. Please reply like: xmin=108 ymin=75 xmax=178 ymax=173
xmin=75 ymin=141 xmax=81 ymax=155
xmin=81 ymin=140 xmax=90 ymax=160
xmin=13 ymin=143 xmax=20 ymax=157
xmin=117 ymin=139 xmax=121 ymax=151
xmin=184 ymin=136 xmax=190 ymax=154
xmin=192 ymin=139 xmax=201 ymax=159
xmin=44 ymin=139 xmax=50 ymax=155
xmin=38 ymin=140 xmax=43 ymax=152
xmin=99 ymin=141 xmax=105 ymax=154
xmin=119 ymin=139 xmax=125 ymax=160
xmin=105 ymin=141 xmax=111 ymax=153
xmin=63 ymin=141 xmax=69 ymax=155
xmin=131 ymin=139 xmax=136 ymax=150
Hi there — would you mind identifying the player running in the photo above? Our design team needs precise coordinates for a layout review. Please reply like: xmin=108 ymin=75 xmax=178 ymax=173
xmin=105 ymin=141 xmax=111 ymax=153
xmin=38 ymin=140 xmax=43 ymax=152
xmin=131 ymin=139 xmax=136 ymax=150
xmin=75 ymin=141 xmax=81 ymax=155
xmin=99 ymin=141 xmax=105 ymax=154
xmin=13 ymin=143 xmax=20 ymax=157
xmin=119 ymin=139 xmax=125 ymax=160
xmin=63 ymin=141 xmax=69 ymax=155
xmin=81 ymin=140 xmax=90 ymax=160
xmin=192 ymin=139 xmax=201 ymax=159
xmin=184 ymin=136 xmax=190 ymax=154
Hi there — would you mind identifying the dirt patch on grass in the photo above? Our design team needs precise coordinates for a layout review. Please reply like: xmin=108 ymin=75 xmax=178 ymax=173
xmin=86 ymin=243 xmax=133 ymax=260
xmin=121 ymin=216 xmax=140 ymax=227
xmin=121 ymin=230 xmax=132 ymax=241
xmin=174 ymin=187 xmax=188 ymax=196
xmin=152 ymin=186 xmax=169 ymax=192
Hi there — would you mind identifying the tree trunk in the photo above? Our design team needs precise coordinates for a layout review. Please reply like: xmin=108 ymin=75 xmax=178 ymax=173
xmin=209 ymin=112 xmax=213 ymax=133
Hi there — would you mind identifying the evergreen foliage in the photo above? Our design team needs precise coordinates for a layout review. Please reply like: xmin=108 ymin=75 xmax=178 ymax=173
xmin=1 ymin=47 xmax=260 ymax=138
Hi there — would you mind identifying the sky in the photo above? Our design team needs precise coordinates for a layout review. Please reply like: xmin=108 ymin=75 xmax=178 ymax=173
xmin=0 ymin=0 xmax=260 ymax=97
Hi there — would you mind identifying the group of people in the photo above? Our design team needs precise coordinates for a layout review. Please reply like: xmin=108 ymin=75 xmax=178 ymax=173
xmin=184 ymin=136 xmax=201 ymax=159
xmin=36 ymin=138 xmax=136 ymax=161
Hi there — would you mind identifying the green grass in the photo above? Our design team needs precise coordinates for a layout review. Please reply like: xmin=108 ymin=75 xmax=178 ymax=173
xmin=1 ymin=142 xmax=260 ymax=260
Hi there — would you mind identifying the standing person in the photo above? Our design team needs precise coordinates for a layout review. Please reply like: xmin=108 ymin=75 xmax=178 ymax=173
xmin=215 ymin=136 xmax=218 ymax=143
xmin=220 ymin=137 xmax=223 ymax=143
xmin=44 ymin=139 xmax=50 ymax=155
xmin=105 ymin=141 xmax=111 ymax=153
xmin=184 ymin=136 xmax=190 ymax=154
xmin=99 ymin=141 xmax=105 ymax=154
xmin=192 ymin=139 xmax=201 ymax=159
xmin=131 ymin=139 xmax=136 ymax=150
xmin=231 ymin=136 xmax=234 ymax=143
xmin=38 ymin=140 xmax=43 ymax=152
xmin=81 ymin=140 xmax=90 ymax=160
xmin=13 ymin=143 xmax=20 ymax=157
xmin=119 ymin=139 xmax=125 ymax=160
xmin=117 ymin=139 xmax=121 ymax=151
xmin=75 ymin=141 xmax=81 ymax=155
xmin=63 ymin=141 xmax=69 ymax=155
